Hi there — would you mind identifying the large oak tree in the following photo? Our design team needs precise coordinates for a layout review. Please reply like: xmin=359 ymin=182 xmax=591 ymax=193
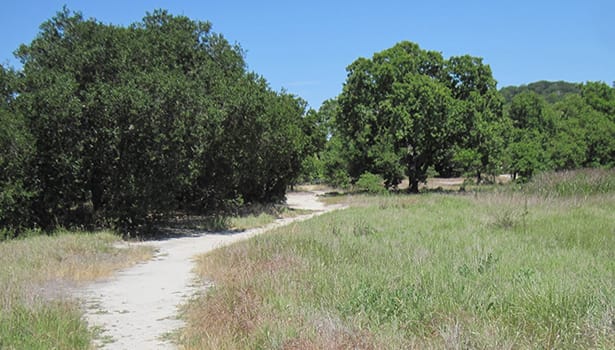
xmin=336 ymin=41 xmax=504 ymax=192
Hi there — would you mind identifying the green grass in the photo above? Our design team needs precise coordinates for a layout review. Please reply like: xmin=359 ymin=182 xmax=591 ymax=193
xmin=0 ymin=303 xmax=90 ymax=349
xmin=228 ymin=212 xmax=278 ymax=231
xmin=523 ymin=168 xmax=615 ymax=197
xmin=180 ymin=184 xmax=615 ymax=348
xmin=0 ymin=230 xmax=153 ymax=350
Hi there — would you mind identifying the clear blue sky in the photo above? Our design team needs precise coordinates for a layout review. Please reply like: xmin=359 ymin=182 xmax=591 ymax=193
xmin=1 ymin=0 xmax=613 ymax=109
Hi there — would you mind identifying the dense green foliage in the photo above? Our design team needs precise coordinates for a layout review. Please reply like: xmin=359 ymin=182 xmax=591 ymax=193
xmin=2 ymin=10 xmax=614 ymax=235
xmin=312 ymin=42 xmax=614 ymax=190
xmin=354 ymin=172 xmax=387 ymax=194
xmin=333 ymin=42 xmax=505 ymax=191
xmin=500 ymin=80 xmax=581 ymax=104
xmin=0 ymin=67 xmax=35 ymax=238
xmin=1 ymin=9 xmax=316 ymax=237
xmin=505 ymin=82 xmax=615 ymax=179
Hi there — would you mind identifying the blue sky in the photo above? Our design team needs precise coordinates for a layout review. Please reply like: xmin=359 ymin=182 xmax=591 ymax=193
xmin=1 ymin=0 xmax=613 ymax=109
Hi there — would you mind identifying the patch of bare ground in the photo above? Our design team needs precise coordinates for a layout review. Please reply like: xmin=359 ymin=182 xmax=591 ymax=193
xmin=395 ymin=175 xmax=512 ymax=191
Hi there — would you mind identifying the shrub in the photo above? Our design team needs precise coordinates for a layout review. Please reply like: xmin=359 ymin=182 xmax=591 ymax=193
xmin=355 ymin=172 xmax=387 ymax=194
xmin=7 ymin=9 xmax=312 ymax=237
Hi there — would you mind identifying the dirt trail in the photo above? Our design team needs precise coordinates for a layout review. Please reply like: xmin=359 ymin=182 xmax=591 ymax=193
xmin=76 ymin=191 xmax=342 ymax=349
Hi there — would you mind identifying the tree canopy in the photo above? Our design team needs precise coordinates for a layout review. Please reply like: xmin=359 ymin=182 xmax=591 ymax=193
xmin=320 ymin=43 xmax=614 ymax=190
xmin=1 ymin=8 xmax=316 ymax=236
xmin=335 ymin=41 xmax=504 ymax=192
xmin=503 ymin=82 xmax=615 ymax=179
xmin=500 ymin=80 xmax=581 ymax=104
xmin=1 ymin=10 xmax=614 ymax=237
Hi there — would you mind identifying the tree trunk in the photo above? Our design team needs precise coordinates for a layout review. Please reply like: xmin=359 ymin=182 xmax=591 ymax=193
xmin=408 ymin=177 xmax=420 ymax=193
xmin=407 ymin=155 xmax=420 ymax=193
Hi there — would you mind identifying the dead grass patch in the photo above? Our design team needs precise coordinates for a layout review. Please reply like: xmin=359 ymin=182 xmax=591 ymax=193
xmin=0 ymin=230 xmax=154 ymax=308
xmin=306 ymin=314 xmax=380 ymax=350
xmin=281 ymin=329 xmax=378 ymax=350
xmin=0 ymin=230 xmax=154 ymax=349
xmin=181 ymin=274 xmax=264 ymax=349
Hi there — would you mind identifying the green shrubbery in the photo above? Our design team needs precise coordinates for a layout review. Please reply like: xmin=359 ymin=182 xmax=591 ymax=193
xmin=1 ymin=9 xmax=319 ymax=238
xmin=355 ymin=172 xmax=387 ymax=194
xmin=0 ymin=68 xmax=35 ymax=238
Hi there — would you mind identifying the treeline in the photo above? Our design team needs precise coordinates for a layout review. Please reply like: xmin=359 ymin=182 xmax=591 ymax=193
xmin=1 ymin=10 xmax=614 ymax=237
xmin=500 ymin=80 xmax=581 ymax=104
xmin=301 ymin=42 xmax=615 ymax=190
xmin=505 ymin=81 xmax=615 ymax=178
xmin=0 ymin=9 xmax=318 ymax=238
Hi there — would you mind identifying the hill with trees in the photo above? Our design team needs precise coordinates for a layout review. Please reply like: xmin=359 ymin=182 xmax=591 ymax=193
xmin=500 ymin=80 xmax=581 ymax=104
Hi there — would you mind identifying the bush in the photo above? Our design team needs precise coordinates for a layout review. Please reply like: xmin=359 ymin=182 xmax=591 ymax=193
xmin=355 ymin=172 xmax=387 ymax=194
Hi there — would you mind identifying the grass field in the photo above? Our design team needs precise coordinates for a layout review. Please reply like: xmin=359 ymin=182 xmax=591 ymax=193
xmin=180 ymin=170 xmax=615 ymax=349
xmin=0 ymin=231 xmax=153 ymax=349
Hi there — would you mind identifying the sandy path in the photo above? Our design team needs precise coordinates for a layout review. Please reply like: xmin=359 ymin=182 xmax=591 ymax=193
xmin=76 ymin=191 xmax=342 ymax=349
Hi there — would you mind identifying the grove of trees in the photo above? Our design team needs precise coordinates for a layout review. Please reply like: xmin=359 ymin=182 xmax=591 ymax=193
xmin=1 ymin=9 xmax=614 ymax=238
xmin=303 ymin=43 xmax=614 ymax=190
xmin=322 ymin=41 xmax=506 ymax=192
xmin=505 ymin=82 xmax=615 ymax=178
xmin=500 ymin=80 xmax=581 ymax=104
xmin=0 ymin=9 xmax=318 ymax=238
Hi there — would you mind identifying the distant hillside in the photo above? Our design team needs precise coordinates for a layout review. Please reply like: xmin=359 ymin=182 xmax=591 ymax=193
xmin=500 ymin=80 xmax=581 ymax=104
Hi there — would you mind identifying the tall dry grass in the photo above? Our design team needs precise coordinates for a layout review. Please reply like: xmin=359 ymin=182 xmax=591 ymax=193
xmin=0 ymin=230 xmax=153 ymax=349
xmin=523 ymin=168 xmax=615 ymax=197
xmin=179 ymin=172 xmax=615 ymax=349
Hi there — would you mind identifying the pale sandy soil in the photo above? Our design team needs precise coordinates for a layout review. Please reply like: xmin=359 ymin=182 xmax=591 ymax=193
xmin=75 ymin=191 xmax=343 ymax=349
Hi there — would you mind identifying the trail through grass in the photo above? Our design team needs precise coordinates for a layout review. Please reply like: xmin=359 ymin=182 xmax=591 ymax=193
xmin=0 ymin=231 xmax=153 ymax=349
xmin=180 ymin=174 xmax=615 ymax=349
